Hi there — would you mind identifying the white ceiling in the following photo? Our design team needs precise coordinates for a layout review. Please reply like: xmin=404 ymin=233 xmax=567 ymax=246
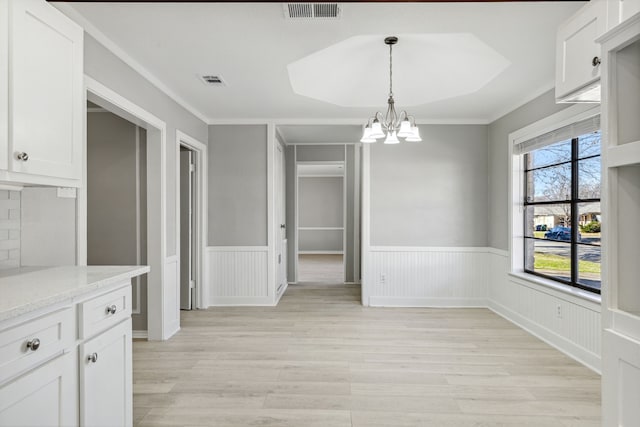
xmin=288 ymin=33 xmax=510 ymax=107
xmin=58 ymin=2 xmax=584 ymax=124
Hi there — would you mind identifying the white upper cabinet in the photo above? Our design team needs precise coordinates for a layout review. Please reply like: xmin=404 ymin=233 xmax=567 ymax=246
xmin=1 ymin=0 xmax=83 ymax=186
xmin=555 ymin=0 xmax=608 ymax=102
xmin=607 ymin=0 xmax=640 ymax=29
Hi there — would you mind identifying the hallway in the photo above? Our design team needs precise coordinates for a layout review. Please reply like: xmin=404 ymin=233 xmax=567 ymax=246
xmin=132 ymin=283 xmax=600 ymax=426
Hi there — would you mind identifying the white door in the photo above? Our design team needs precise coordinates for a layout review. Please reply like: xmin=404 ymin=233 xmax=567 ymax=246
xmin=9 ymin=0 xmax=83 ymax=179
xmin=276 ymin=144 xmax=287 ymax=296
xmin=80 ymin=319 xmax=132 ymax=427
xmin=180 ymin=149 xmax=194 ymax=310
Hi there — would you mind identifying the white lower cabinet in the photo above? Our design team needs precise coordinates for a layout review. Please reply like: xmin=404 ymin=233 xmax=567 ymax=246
xmin=80 ymin=319 xmax=132 ymax=427
xmin=0 ymin=283 xmax=134 ymax=427
xmin=0 ymin=352 xmax=77 ymax=427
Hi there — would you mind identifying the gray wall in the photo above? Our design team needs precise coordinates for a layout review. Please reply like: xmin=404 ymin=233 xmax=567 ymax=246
xmin=208 ymin=125 xmax=268 ymax=246
xmin=296 ymin=146 xmax=344 ymax=162
xmin=87 ymin=112 xmax=148 ymax=331
xmin=298 ymin=176 xmax=344 ymax=253
xmin=298 ymin=177 xmax=343 ymax=228
xmin=487 ymin=89 xmax=570 ymax=250
xmin=84 ymin=34 xmax=208 ymax=258
xmin=370 ymin=125 xmax=488 ymax=247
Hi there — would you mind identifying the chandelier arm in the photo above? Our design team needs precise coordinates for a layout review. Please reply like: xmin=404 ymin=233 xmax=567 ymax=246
xmin=389 ymin=102 xmax=399 ymax=130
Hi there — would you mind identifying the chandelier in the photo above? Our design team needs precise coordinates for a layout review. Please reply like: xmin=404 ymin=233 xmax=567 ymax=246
xmin=361 ymin=36 xmax=422 ymax=144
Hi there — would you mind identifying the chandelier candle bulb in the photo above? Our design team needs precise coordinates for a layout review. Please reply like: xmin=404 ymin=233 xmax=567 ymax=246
xmin=361 ymin=36 xmax=420 ymax=144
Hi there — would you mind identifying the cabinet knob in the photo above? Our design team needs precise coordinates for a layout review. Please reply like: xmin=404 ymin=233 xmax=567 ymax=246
xmin=280 ymin=224 xmax=286 ymax=229
xmin=26 ymin=338 xmax=40 ymax=351
xmin=87 ymin=353 xmax=98 ymax=363
xmin=16 ymin=152 xmax=29 ymax=161
xmin=106 ymin=304 xmax=117 ymax=315
xmin=592 ymin=56 xmax=601 ymax=67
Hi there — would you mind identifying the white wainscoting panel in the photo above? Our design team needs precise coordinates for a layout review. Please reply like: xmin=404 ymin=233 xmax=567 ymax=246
xmin=367 ymin=247 xmax=488 ymax=307
xmin=163 ymin=255 xmax=180 ymax=339
xmin=207 ymin=246 xmax=271 ymax=306
xmin=487 ymin=250 xmax=601 ymax=373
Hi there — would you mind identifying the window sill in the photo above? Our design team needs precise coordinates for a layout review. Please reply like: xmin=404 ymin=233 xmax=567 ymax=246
xmin=508 ymin=271 xmax=602 ymax=308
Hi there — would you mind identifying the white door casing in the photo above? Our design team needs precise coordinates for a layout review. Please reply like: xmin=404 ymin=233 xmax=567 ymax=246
xmin=276 ymin=143 xmax=287 ymax=296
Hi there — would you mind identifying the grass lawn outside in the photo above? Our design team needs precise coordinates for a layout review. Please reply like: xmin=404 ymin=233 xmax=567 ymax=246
xmin=532 ymin=231 xmax=601 ymax=240
xmin=534 ymin=252 xmax=601 ymax=274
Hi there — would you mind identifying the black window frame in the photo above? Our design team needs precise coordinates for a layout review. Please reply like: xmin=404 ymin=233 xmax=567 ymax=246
xmin=523 ymin=132 xmax=601 ymax=294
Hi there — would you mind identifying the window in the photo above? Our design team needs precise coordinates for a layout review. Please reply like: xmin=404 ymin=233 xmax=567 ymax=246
xmin=519 ymin=116 xmax=601 ymax=294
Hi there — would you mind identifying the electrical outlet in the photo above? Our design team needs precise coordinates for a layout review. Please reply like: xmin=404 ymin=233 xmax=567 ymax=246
xmin=556 ymin=304 xmax=562 ymax=319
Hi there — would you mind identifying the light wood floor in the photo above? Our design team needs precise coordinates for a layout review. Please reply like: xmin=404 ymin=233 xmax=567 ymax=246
xmin=133 ymin=284 xmax=601 ymax=426
xmin=298 ymin=254 xmax=344 ymax=283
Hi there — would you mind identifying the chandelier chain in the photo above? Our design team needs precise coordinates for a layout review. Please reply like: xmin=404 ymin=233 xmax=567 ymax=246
xmin=389 ymin=42 xmax=393 ymax=96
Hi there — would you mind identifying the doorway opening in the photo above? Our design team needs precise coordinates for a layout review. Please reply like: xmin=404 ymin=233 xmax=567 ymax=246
xmin=179 ymin=146 xmax=195 ymax=310
xmin=81 ymin=77 xmax=175 ymax=340
xmin=86 ymin=101 xmax=149 ymax=332
xmin=297 ymin=162 xmax=345 ymax=284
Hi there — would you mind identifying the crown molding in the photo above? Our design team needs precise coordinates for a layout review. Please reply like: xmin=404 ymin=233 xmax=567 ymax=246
xmin=54 ymin=3 xmax=210 ymax=125
xmin=487 ymin=80 xmax=556 ymax=124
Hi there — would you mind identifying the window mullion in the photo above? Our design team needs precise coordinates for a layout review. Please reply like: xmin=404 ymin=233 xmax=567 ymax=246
xmin=571 ymin=137 xmax=579 ymax=286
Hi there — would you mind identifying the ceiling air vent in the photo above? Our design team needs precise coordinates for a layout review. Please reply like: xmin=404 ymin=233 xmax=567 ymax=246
xmin=198 ymin=75 xmax=226 ymax=87
xmin=284 ymin=3 xmax=341 ymax=20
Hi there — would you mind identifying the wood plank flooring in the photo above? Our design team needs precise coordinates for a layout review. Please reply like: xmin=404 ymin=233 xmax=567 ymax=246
xmin=133 ymin=283 xmax=601 ymax=426
xmin=297 ymin=254 xmax=344 ymax=283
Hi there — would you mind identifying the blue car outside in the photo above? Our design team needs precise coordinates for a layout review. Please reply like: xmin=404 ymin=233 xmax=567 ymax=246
xmin=544 ymin=226 xmax=581 ymax=241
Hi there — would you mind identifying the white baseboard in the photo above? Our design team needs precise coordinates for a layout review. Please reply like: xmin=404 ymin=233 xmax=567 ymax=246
xmin=369 ymin=297 xmax=488 ymax=307
xmin=276 ymin=282 xmax=289 ymax=304
xmin=209 ymin=296 xmax=274 ymax=306
xmin=298 ymin=251 xmax=344 ymax=255
xmin=488 ymin=299 xmax=601 ymax=374
xmin=132 ymin=330 xmax=148 ymax=339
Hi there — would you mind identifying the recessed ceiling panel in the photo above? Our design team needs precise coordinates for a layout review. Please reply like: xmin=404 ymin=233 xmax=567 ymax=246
xmin=288 ymin=33 xmax=511 ymax=107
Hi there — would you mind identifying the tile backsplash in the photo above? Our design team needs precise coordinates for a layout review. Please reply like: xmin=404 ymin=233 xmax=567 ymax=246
xmin=0 ymin=190 xmax=20 ymax=269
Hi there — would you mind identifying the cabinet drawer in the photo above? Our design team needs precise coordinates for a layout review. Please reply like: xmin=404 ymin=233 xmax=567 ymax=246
xmin=0 ymin=308 xmax=73 ymax=385
xmin=79 ymin=285 xmax=131 ymax=339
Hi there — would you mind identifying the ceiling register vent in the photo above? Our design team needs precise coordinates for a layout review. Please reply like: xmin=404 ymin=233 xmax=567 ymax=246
xmin=199 ymin=75 xmax=226 ymax=86
xmin=285 ymin=3 xmax=341 ymax=20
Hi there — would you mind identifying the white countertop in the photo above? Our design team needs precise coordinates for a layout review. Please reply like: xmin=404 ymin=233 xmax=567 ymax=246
xmin=0 ymin=265 xmax=150 ymax=322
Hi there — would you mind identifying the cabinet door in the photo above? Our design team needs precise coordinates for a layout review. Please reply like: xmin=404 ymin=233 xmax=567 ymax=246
xmin=555 ymin=0 xmax=607 ymax=100
xmin=0 ymin=353 xmax=77 ymax=427
xmin=0 ymin=0 xmax=8 ymax=171
xmin=9 ymin=0 xmax=82 ymax=180
xmin=80 ymin=319 xmax=132 ymax=427
xmin=602 ymin=330 xmax=640 ymax=426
